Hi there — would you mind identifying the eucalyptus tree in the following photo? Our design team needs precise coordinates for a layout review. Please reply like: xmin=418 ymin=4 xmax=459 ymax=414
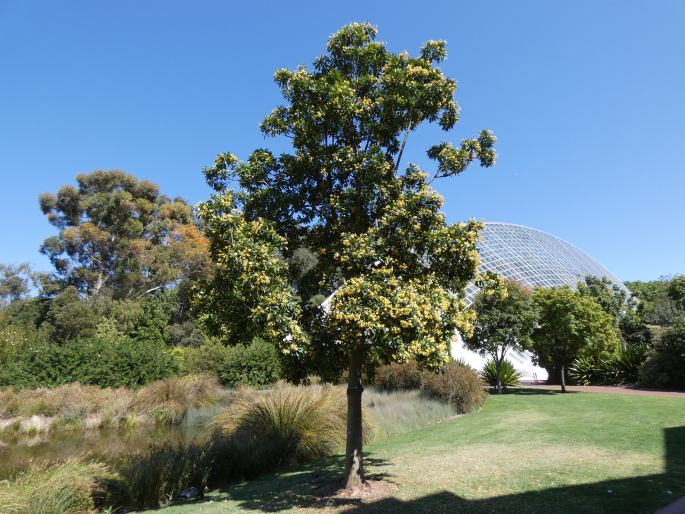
xmin=39 ymin=170 xmax=195 ymax=298
xmin=196 ymin=23 xmax=496 ymax=489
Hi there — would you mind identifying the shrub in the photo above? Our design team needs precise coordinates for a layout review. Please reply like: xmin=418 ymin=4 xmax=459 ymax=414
xmin=210 ymin=384 xmax=355 ymax=480
xmin=373 ymin=361 xmax=422 ymax=391
xmin=419 ymin=361 xmax=487 ymax=414
xmin=116 ymin=442 xmax=213 ymax=509
xmin=0 ymin=457 xmax=113 ymax=514
xmin=133 ymin=375 xmax=222 ymax=424
xmin=639 ymin=319 xmax=685 ymax=389
xmin=570 ymin=344 xmax=648 ymax=386
xmin=372 ymin=360 xmax=486 ymax=413
xmin=0 ymin=336 xmax=180 ymax=389
xmin=185 ymin=338 xmax=281 ymax=387
xmin=480 ymin=359 xmax=522 ymax=389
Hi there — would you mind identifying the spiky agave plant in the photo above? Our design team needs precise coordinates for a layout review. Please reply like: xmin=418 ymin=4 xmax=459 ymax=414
xmin=480 ymin=359 xmax=523 ymax=389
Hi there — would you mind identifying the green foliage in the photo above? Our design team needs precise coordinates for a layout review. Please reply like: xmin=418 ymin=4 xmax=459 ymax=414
xmin=668 ymin=275 xmax=685 ymax=309
xmin=531 ymin=286 xmax=620 ymax=389
xmin=466 ymin=278 xmax=536 ymax=392
xmin=210 ymin=385 xmax=354 ymax=478
xmin=481 ymin=359 xmax=522 ymax=388
xmin=0 ymin=263 xmax=35 ymax=305
xmin=193 ymin=195 xmax=302 ymax=348
xmin=184 ymin=338 xmax=281 ymax=387
xmin=0 ymin=458 xmax=113 ymax=514
xmin=39 ymin=170 xmax=197 ymax=298
xmin=196 ymin=22 xmax=495 ymax=383
xmin=639 ymin=318 xmax=685 ymax=389
xmin=570 ymin=343 xmax=647 ymax=386
xmin=41 ymin=286 xmax=99 ymax=343
xmin=117 ymin=443 xmax=213 ymax=509
xmin=577 ymin=276 xmax=627 ymax=325
xmin=625 ymin=277 xmax=684 ymax=326
xmin=419 ymin=361 xmax=487 ymax=414
xmin=0 ymin=332 xmax=180 ymax=389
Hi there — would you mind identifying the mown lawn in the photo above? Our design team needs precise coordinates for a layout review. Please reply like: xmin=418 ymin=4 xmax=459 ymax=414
xmin=145 ymin=391 xmax=685 ymax=514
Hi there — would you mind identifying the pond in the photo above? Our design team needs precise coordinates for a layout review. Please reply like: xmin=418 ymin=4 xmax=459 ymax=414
xmin=0 ymin=406 xmax=220 ymax=480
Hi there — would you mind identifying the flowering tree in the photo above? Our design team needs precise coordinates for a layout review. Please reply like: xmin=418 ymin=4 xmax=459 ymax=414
xmin=195 ymin=23 xmax=495 ymax=490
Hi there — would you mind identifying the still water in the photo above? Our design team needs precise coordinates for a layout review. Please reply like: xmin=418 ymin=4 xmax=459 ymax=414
xmin=0 ymin=406 xmax=219 ymax=480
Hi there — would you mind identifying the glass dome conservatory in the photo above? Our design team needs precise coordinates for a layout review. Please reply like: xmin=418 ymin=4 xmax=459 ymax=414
xmin=453 ymin=222 xmax=629 ymax=381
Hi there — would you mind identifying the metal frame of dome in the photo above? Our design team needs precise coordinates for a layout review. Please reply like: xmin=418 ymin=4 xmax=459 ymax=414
xmin=463 ymin=222 xmax=629 ymax=305
xmin=453 ymin=221 xmax=628 ymax=382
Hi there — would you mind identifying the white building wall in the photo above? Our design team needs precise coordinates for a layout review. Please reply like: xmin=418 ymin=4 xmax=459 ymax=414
xmin=450 ymin=332 xmax=548 ymax=382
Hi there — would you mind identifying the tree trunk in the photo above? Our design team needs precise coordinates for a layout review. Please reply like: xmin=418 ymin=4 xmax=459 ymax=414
xmin=343 ymin=350 xmax=365 ymax=490
xmin=560 ymin=363 xmax=567 ymax=393
xmin=495 ymin=359 xmax=503 ymax=394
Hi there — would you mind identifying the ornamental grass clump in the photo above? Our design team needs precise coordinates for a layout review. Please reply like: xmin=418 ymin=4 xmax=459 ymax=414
xmin=116 ymin=442 xmax=213 ymax=510
xmin=210 ymin=385 xmax=354 ymax=478
xmin=133 ymin=374 xmax=222 ymax=424
xmin=0 ymin=457 xmax=113 ymax=514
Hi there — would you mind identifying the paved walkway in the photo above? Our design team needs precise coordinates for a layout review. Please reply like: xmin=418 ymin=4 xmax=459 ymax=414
xmin=656 ymin=496 xmax=685 ymax=514
xmin=520 ymin=383 xmax=685 ymax=398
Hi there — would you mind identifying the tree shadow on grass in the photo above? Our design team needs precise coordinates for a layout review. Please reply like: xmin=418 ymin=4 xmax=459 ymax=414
xmin=195 ymin=426 xmax=685 ymax=514
xmin=187 ymin=455 xmax=394 ymax=512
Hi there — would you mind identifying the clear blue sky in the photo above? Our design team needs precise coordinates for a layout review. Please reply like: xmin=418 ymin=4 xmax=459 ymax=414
xmin=1 ymin=0 xmax=683 ymax=281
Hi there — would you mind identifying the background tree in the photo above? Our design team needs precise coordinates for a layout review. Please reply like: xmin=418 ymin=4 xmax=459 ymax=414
xmin=668 ymin=275 xmax=685 ymax=310
xmin=465 ymin=278 xmax=537 ymax=393
xmin=625 ymin=277 xmax=684 ymax=327
xmin=639 ymin=317 xmax=685 ymax=389
xmin=195 ymin=23 xmax=495 ymax=489
xmin=531 ymin=286 xmax=619 ymax=391
xmin=0 ymin=263 xmax=36 ymax=305
xmin=39 ymin=170 xmax=195 ymax=298
xmin=577 ymin=275 xmax=650 ymax=347
xmin=577 ymin=276 xmax=627 ymax=325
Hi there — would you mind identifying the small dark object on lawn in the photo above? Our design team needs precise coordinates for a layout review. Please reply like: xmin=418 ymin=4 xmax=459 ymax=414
xmin=179 ymin=486 xmax=202 ymax=501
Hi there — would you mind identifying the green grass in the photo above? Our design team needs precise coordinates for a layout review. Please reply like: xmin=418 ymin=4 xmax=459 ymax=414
xmin=144 ymin=391 xmax=685 ymax=514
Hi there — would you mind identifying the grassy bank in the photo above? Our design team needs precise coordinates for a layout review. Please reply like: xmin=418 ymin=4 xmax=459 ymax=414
xmin=146 ymin=391 xmax=685 ymax=514
xmin=0 ymin=375 xmax=225 ymax=433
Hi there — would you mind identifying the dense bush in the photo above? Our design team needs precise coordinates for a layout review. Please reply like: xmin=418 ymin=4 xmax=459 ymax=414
xmin=0 ymin=335 xmax=180 ymax=389
xmin=481 ymin=359 xmax=522 ymax=389
xmin=373 ymin=361 xmax=422 ymax=391
xmin=420 ymin=361 xmax=487 ymax=414
xmin=184 ymin=338 xmax=281 ymax=387
xmin=570 ymin=344 xmax=647 ymax=386
xmin=373 ymin=360 xmax=486 ymax=414
xmin=639 ymin=320 xmax=685 ymax=389
xmin=0 ymin=458 xmax=113 ymax=514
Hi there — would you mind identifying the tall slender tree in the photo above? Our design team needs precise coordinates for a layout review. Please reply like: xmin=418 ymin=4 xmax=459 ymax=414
xmin=196 ymin=23 xmax=496 ymax=489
